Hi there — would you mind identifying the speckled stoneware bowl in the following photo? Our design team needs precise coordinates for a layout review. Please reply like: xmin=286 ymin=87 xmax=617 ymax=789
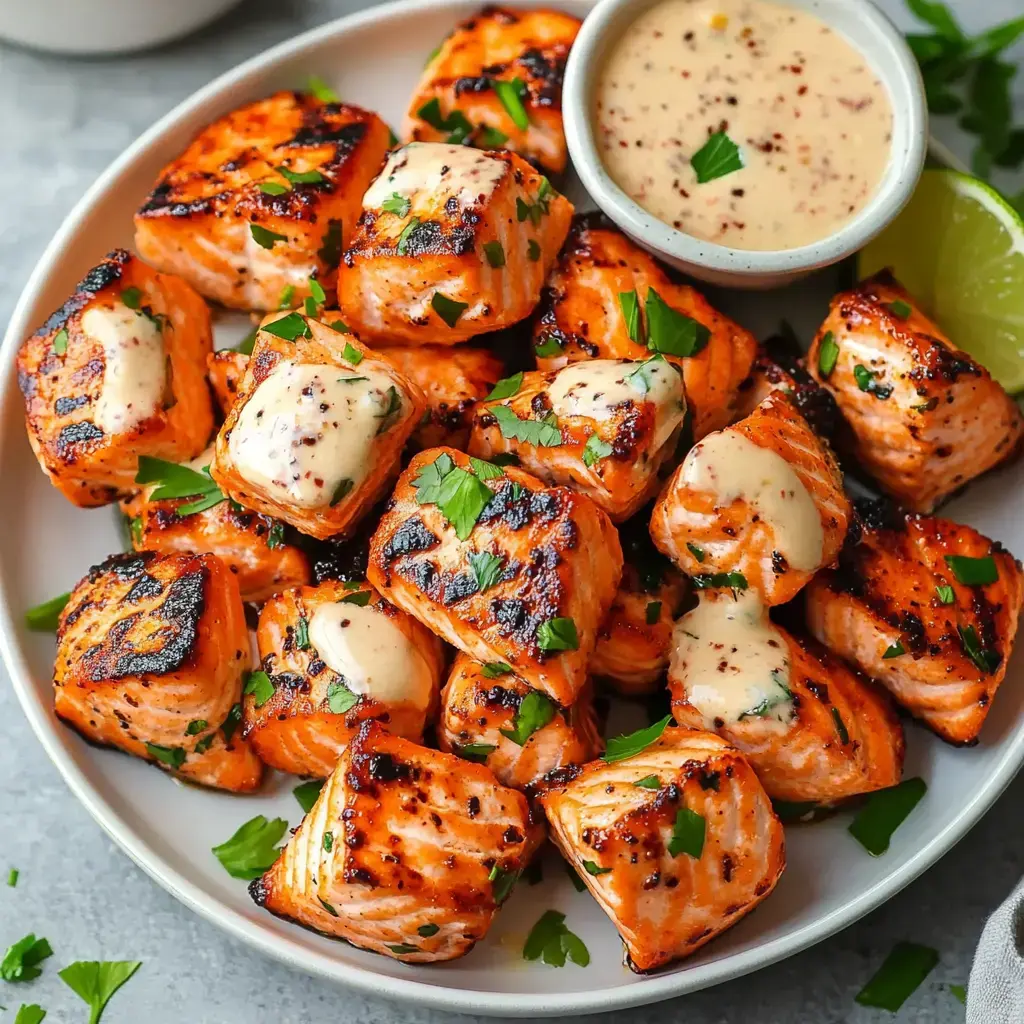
xmin=563 ymin=0 xmax=929 ymax=288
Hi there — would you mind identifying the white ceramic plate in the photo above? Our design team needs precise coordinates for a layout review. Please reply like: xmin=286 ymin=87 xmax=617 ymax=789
xmin=2 ymin=1 xmax=1023 ymax=1017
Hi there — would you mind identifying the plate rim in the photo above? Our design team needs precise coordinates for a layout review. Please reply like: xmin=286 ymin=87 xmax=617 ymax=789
xmin=2 ymin=0 xmax=1023 ymax=1015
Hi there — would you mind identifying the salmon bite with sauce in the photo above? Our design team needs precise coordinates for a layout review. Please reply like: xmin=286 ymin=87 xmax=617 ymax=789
xmin=532 ymin=214 xmax=757 ymax=439
xmin=807 ymin=271 xmax=1023 ymax=512
xmin=17 ymin=249 xmax=214 ymax=508
xmin=134 ymin=91 xmax=392 ymax=311
xmin=53 ymin=551 xmax=262 ymax=792
xmin=251 ymin=720 xmax=534 ymax=962
xmin=651 ymin=392 xmax=851 ymax=606
xmin=210 ymin=314 xmax=426 ymax=540
xmin=338 ymin=143 xmax=573 ymax=344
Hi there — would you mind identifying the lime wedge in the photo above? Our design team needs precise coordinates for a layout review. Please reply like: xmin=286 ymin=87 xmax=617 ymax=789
xmin=859 ymin=170 xmax=1024 ymax=393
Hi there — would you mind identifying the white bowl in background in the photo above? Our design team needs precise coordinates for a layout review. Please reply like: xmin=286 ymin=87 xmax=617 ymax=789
xmin=563 ymin=0 xmax=929 ymax=289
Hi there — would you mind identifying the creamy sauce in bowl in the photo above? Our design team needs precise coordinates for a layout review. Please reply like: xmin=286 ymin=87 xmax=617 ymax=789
xmin=594 ymin=0 xmax=893 ymax=250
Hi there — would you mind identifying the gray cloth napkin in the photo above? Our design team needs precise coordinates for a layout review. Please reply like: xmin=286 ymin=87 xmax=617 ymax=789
xmin=969 ymin=876 xmax=1024 ymax=1022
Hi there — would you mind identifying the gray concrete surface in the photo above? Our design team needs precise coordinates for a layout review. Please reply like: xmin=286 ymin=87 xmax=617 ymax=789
xmin=1 ymin=0 xmax=1022 ymax=1020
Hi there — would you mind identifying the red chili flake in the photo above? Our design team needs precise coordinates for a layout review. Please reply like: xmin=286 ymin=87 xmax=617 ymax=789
xmin=797 ymin=85 xmax=808 ymax=96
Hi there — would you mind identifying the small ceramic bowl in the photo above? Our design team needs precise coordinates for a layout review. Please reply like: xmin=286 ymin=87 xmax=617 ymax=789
xmin=563 ymin=0 xmax=928 ymax=289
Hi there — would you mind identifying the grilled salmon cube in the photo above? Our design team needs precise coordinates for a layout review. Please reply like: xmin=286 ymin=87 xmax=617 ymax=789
xmin=532 ymin=213 xmax=757 ymax=439
xmin=538 ymin=727 xmax=785 ymax=971
xmin=244 ymin=579 xmax=445 ymax=777
xmin=210 ymin=314 xmax=426 ymax=540
xmin=592 ymin=513 xmax=690 ymax=695
xmin=53 ymin=551 xmax=262 ymax=792
xmin=374 ymin=343 xmax=504 ymax=450
xmin=469 ymin=357 xmax=687 ymax=522
xmin=135 ymin=92 xmax=391 ymax=311
xmin=807 ymin=271 xmax=1023 ymax=512
xmin=367 ymin=447 xmax=623 ymax=707
xmin=120 ymin=445 xmax=310 ymax=604
xmin=250 ymin=720 xmax=533 ymax=961
xmin=806 ymin=499 xmax=1024 ymax=745
xmin=404 ymin=6 xmax=581 ymax=176
xmin=438 ymin=653 xmax=600 ymax=788
xmin=207 ymin=349 xmax=250 ymax=418
xmin=338 ymin=143 xmax=573 ymax=344
xmin=17 ymin=249 xmax=214 ymax=508
xmin=669 ymin=590 xmax=903 ymax=803
xmin=651 ymin=392 xmax=851 ymax=606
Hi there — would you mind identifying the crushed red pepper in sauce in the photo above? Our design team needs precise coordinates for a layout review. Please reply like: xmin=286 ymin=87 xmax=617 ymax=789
xmin=594 ymin=0 xmax=893 ymax=250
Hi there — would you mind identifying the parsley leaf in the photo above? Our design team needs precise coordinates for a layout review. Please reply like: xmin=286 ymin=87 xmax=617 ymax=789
xmin=522 ymin=910 xmax=590 ymax=968
xmin=431 ymin=291 xmax=469 ymax=327
xmin=418 ymin=923 xmax=440 ymax=938
xmin=396 ymin=216 xmax=420 ymax=255
xmin=413 ymin=453 xmax=495 ymax=540
xmin=959 ymin=624 xmax=1001 ymax=673
xmin=493 ymin=77 xmax=530 ymax=130
xmin=633 ymin=774 xmax=661 ymax=790
xmin=383 ymin=192 xmax=413 ymax=217
xmin=818 ymin=330 xmax=839 ymax=377
xmin=221 ymin=703 xmax=242 ymax=742
xmin=935 ymin=584 xmax=956 ymax=604
xmin=883 ymin=641 xmax=905 ymax=658
xmin=667 ymin=806 xmax=706 ymax=858
xmin=690 ymin=131 xmax=744 ymax=183
xmin=8 ymin=868 xmax=19 ymax=887
xmin=261 ymin=312 xmax=312 ymax=341
xmin=1 ymin=934 xmax=53 ymax=982
xmin=480 ymin=662 xmax=513 ymax=678
xmin=618 ymin=290 xmax=645 ymax=343
xmin=468 ymin=551 xmax=504 ymax=593
xmin=885 ymin=299 xmax=913 ymax=319
xmin=536 ymin=617 xmax=578 ymax=652
xmin=944 ymin=554 xmax=998 ymax=585
xmin=318 ymin=219 xmax=343 ymax=267
xmin=582 ymin=434 xmax=613 ymax=467
xmin=14 ymin=1005 xmax=46 ymax=1024
xmin=135 ymin=457 xmax=221 ymax=503
xmin=59 ymin=960 xmax=142 ymax=1024
xmin=848 ymin=777 xmax=927 ymax=856
xmin=534 ymin=335 xmax=563 ymax=358
xmin=646 ymin=288 xmax=710 ymax=357
xmin=855 ymin=942 xmax=939 ymax=1012
xmin=279 ymin=166 xmax=327 ymax=186
xmin=603 ymin=714 xmax=672 ymax=762
xmin=327 ymin=680 xmax=359 ymax=714
xmin=145 ymin=742 xmax=186 ymax=769
xmin=243 ymin=670 xmax=275 ymax=708
xmin=490 ymin=403 xmax=562 ymax=446
xmin=25 ymin=592 xmax=70 ymax=632
xmin=306 ymin=75 xmax=340 ymax=102
xmin=342 ymin=341 xmax=363 ymax=365
xmin=259 ymin=181 xmax=288 ymax=196
xmin=687 ymin=542 xmax=706 ymax=562
xmin=488 ymin=864 xmax=519 ymax=904
xmin=528 ymin=239 xmax=541 ymax=261
xmin=293 ymin=779 xmax=325 ymax=813
xmin=623 ymin=354 xmax=668 ymax=394
xmin=692 ymin=572 xmax=748 ymax=590
xmin=53 ymin=328 xmax=68 ymax=356
xmin=212 ymin=816 xmax=287 ymax=879
xmin=483 ymin=241 xmax=506 ymax=268
xmin=486 ymin=372 xmax=523 ymax=400
xmin=454 ymin=742 xmax=496 ymax=763
xmin=478 ymin=125 xmax=509 ymax=147
xmin=582 ymin=860 xmax=611 ymax=876
xmin=250 ymin=223 xmax=288 ymax=249
xmin=339 ymin=590 xmax=371 ymax=606
xmin=645 ymin=600 xmax=662 ymax=625
xmin=500 ymin=690 xmax=556 ymax=745
xmin=853 ymin=363 xmax=894 ymax=399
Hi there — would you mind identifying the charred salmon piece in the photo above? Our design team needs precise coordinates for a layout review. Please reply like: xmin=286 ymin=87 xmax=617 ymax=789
xmin=53 ymin=551 xmax=261 ymax=792
xmin=367 ymin=447 xmax=623 ymax=707
xmin=134 ymin=92 xmax=390 ymax=311
xmin=651 ymin=391 xmax=851 ymax=606
xmin=734 ymin=343 xmax=840 ymax=440
xmin=373 ymin=343 xmax=504 ymax=451
xmin=807 ymin=270 xmax=1023 ymax=512
xmin=438 ymin=653 xmax=600 ymax=788
xmin=250 ymin=719 xmax=533 ymax=961
xmin=119 ymin=445 xmax=310 ymax=604
xmin=806 ymin=498 xmax=1024 ymax=745
xmin=404 ymin=6 xmax=582 ymax=176
xmin=245 ymin=579 xmax=445 ymax=777
xmin=338 ymin=144 xmax=573 ymax=345
xmin=17 ymin=249 xmax=214 ymax=508
xmin=537 ymin=727 xmax=784 ymax=971
xmin=210 ymin=313 xmax=426 ymax=541
xmin=592 ymin=512 xmax=691 ymax=695
xmin=469 ymin=357 xmax=687 ymax=522
xmin=207 ymin=349 xmax=250 ymax=418
xmin=532 ymin=213 xmax=757 ymax=439
xmin=669 ymin=589 xmax=903 ymax=804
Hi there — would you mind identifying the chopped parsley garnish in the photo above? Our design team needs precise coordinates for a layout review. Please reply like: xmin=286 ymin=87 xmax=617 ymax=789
xmin=186 ymin=719 xmax=208 ymax=736
xmin=375 ymin=386 xmax=403 ymax=435
xmin=24 ymin=592 xmax=70 ymax=632
xmin=483 ymin=241 xmax=506 ymax=268
xmin=536 ymin=617 xmax=578 ymax=652
xmin=853 ymin=363 xmax=893 ymax=399
xmin=488 ymin=863 xmax=519 ymax=904
xmin=645 ymin=600 xmax=663 ymax=625
xmin=145 ymin=743 xmax=186 ymax=769
xmin=490 ymin=403 xmax=562 ymax=447
xmin=468 ymin=551 xmax=504 ymax=593
xmin=1 ymin=934 xmax=53 ymax=982
xmin=516 ymin=178 xmax=554 ymax=226
xmin=618 ymin=290 xmax=645 ymax=343
xmin=261 ymin=311 xmax=312 ymax=341
xmin=646 ymin=288 xmax=710 ymax=357
xmin=306 ymin=75 xmax=340 ymax=102
xmin=327 ymin=680 xmax=359 ymax=714
xmin=212 ymin=815 xmax=287 ymax=879
xmin=633 ymin=775 xmax=661 ymax=790
xmin=339 ymin=589 xmax=371 ymax=606
xmin=831 ymin=706 xmax=850 ymax=745
xmin=486 ymin=372 xmax=523 ymax=400
xmin=387 ymin=943 xmax=419 ymax=955
xmin=480 ymin=662 xmax=513 ymax=679
xmin=221 ymin=703 xmax=242 ymax=742
xmin=249 ymin=223 xmax=288 ymax=250
xmin=293 ymin=779 xmax=325 ymax=813
xmin=396 ymin=216 xmax=420 ymax=255
xmin=243 ymin=670 xmax=275 ymax=708
xmin=534 ymin=335 xmax=563 ymax=358
xmin=692 ymin=571 xmax=748 ymax=590
xmin=342 ymin=342 xmax=363 ymax=365
xmin=667 ymin=806 xmax=706 ymax=858
xmin=950 ymin=984 xmax=967 ymax=1005
xmin=134 ymin=457 xmax=226 ymax=517
xmin=278 ymin=284 xmax=296 ymax=309
xmin=259 ymin=181 xmax=288 ymax=196
xmin=564 ymin=861 xmax=586 ymax=891
xmin=413 ymin=451 xmax=494 ymax=539
xmin=266 ymin=522 xmax=286 ymax=550
xmin=690 ymin=130 xmax=744 ymax=183
xmin=818 ymin=330 xmax=839 ymax=377
xmin=329 ymin=319 xmax=351 ymax=334
xmin=418 ymin=923 xmax=440 ymax=938
xmin=330 ymin=478 xmax=354 ymax=506
xmin=582 ymin=860 xmax=611 ymax=876
xmin=454 ymin=742 xmax=496 ymax=763
xmin=277 ymin=166 xmax=326 ymax=186
xmin=885 ymin=299 xmax=913 ymax=319
xmin=602 ymin=714 xmax=672 ymax=762
xmin=294 ymin=616 xmax=310 ymax=650
xmin=322 ymin=831 xmax=334 ymax=852
xmin=883 ymin=641 xmax=905 ymax=658
xmin=14 ymin=1005 xmax=46 ymax=1024
xmin=53 ymin=328 xmax=68 ymax=356
xmin=623 ymin=354 xmax=668 ymax=394
xmin=431 ymin=291 xmax=469 ymax=327
xmin=318 ymin=896 xmax=338 ymax=917
xmin=235 ymin=328 xmax=258 ymax=354
xmin=469 ymin=456 xmax=505 ymax=480
xmin=935 ymin=584 xmax=956 ymax=604
xmin=318 ymin=219 xmax=343 ymax=267
xmin=944 ymin=554 xmax=998 ymax=585
xmin=959 ymin=623 xmax=1001 ymax=673
xmin=7 ymin=868 xmax=18 ymax=887
xmin=477 ymin=125 xmax=509 ymax=147
xmin=527 ymin=239 xmax=541 ymax=261
xmin=687 ymin=542 xmax=706 ymax=563
xmin=582 ymin=434 xmax=613 ymax=467
xmin=848 ymin=776 xmax=927 ymax=856
xmin=855 ymin=942 xmax=938 ymax=1012
xmin=308 ymin=276 xmax=326 ymax=306
xmin=492 ymin=77 xmax=530 ymax=130
xmin=523 ymin=910 xmax=590 ymax=968
xmin=59 ymin=960 xmax=142 ymax=1024
xmin=193 ymin=734 xmax=215 ymax=754
xmin=415 ymin=98 xmax=474 ymax=144
xmin=500 ymin=690 xmax=556 ymax=745
xmin=381 ymin=192 xmax=411 ymax=217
